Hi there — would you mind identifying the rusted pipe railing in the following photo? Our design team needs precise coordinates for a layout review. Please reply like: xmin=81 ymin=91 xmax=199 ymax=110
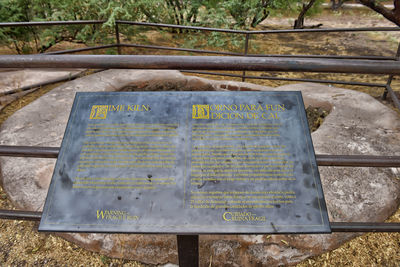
xmin=44 ymin=44 xmax=118 ymax=55
xmin=1 ymin=20 xmax=399 ymax=34
xmin=383 ymin=42 xmax=400 ymax=100
xmin=0 ymin=209 xmax=400 ymax=232
xmin=181 ymin=70 xmax=387 ymax=87
xmin=246 ymin=54 xmax=395 ymax=60
xmin=0 ymin=20 xmax=105 ymax=27
xmin=242 ymin=33 xmax=250 ymax=82
xmin=0 ymin=69 xmax=105 ymax=97
xmin=115 ymin=23 xmax=121 ymax=55
xmin=120 ymin=43 xmax=395 ymax=60
xmin=0 ymin=145 xmax=59 ymax=158
xmin=120 ymin=43 xmax=243 ymax=56
xmin=116 ymin=21 xmax=400 ymax=34
xmin=0 ymin=145 xmax=399 ymax=167
xmin=0 ymin=55 xmax=400 ymax=74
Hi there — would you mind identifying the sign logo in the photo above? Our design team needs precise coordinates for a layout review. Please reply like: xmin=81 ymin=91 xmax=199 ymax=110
xmin=222 ymin=211 xmax=266 ymax=222
xmin=192 ymin=105 xmax=209 ymax=119
xmin=97 ymin=210 xmax=139 ymax=221
xmin=90 ymin=105 xmax=108 ymax=119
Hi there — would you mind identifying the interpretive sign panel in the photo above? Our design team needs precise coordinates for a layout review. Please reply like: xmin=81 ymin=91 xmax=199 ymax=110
xmin=39 ymin=91 xmax=330 ymax=234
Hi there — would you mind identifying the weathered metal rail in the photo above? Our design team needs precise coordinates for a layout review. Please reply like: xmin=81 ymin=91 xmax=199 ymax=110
xmin=1 ymin=145 xmax=398 ymax=233
xmin=181 ymin=70 xmax=387 ymax=88
xmin=44 ymin=44 xmax=117 ymax=55
xmin=119 ymin=43 xmax=244 ymax=56
xmin=2 ymin=20 xmax=399 ymax=33
xmin=0 ymin=69 xmax=106 ymax=97
xmin=116 ymin=20 xmax=400 ymax=34
xmin=0 ymin=144 xmax=399 ymax=233
xmin=0 ymin=20 xmax=399 ymax=107
xmin=0 ymin=55 xmax=400 ymax=75
xmin=1 ymin=209 xmax=400 ymax=232
xmin=0 ymin=145 xmax=399 ymax=167
xmin=0 ymin=20 xmax=105 ymax=27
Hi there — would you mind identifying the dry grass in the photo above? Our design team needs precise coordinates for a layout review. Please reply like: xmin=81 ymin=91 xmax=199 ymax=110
xmin=0 ymin=187 xmax=146 ymax=266
xmin=297 ymin=209 xmax=400 ymax=267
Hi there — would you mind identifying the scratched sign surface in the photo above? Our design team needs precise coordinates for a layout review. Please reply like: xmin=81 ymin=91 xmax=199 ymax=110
xmin=39 ymin=91 xmax=331 ymax=234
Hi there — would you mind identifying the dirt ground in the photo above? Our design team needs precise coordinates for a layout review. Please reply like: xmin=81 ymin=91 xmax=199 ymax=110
xmin=1 ymin=6 xmax=400 ymax=267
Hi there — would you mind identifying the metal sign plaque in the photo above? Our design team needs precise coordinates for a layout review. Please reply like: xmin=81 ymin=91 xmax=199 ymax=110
xmin=39 ymin=91 xmax=331 ymax=234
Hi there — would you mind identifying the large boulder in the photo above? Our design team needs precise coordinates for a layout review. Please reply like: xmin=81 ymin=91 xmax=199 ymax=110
xmin=0 ymin=70 xmax=399 ymax=266
xmin=0 ymin=69 xmax=83 ymax=110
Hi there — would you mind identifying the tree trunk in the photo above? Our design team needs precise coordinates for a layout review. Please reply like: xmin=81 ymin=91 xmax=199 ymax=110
xmin=294 ymin=17 xmax=304 ymax=29
xmin=331 ymin=0 xmax=347 ymax=10
xmin=294 ymin=0 xmax=317 ymax=29
xmin=12 ymin=41 xmax=22 ymax=55
xmin=331 ymin=0 xmax=338 ymax=10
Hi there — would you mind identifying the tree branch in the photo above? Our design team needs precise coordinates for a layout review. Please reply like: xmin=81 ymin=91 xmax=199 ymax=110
xmin=358 ymin=0 xmax=400 ymax=26
xmin=394 ymin=0 xmax=400 ymax=22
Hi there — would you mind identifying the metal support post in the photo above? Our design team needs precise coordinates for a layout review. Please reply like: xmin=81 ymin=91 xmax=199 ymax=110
xmin=383 ymin=41 xmax=400 ymax=99
xmin=385 ymin=85 xmax=400 ymax=110
xmin=177 ymin=235 xmax=199 ymax=267
xmin=242 ymin=33 xmax=250 ymax=83
xmin=115 ymin=22 xmax=121 ymax=55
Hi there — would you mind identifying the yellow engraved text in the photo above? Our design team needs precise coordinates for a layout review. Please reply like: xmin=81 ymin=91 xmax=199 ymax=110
xmin=96 ymin=210 xmax=139 ymax=221
xmin=223 ymin=211 xmax=266 ymax=222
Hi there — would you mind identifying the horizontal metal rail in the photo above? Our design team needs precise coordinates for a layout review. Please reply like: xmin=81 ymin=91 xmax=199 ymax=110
xmin=0 ymin=70 xmax=84 ymax=97
xmin=0 ymin=145 xmax=399 ymax=167
xmin=0 ymin=209 xmax=399 ymax=232
xmin=247 ymin=54 xmax=396 ymax=61
xmin=0 ymin=20 xmax=398 ymax=35
xmin=248 ymin=27 xmax=400 ymax=34
xmin=116 ymin=20 xmax=251 ymax=34
xmin=45 ymin=44 xmax=118 ymax=55
xmin=0 ymin=20 xmax=395 ymax=61
xmin=181 ymin=70 xmax=387 ymax=88
xmin=0 ymin=20 xmax=105 ymax=27
xmin=120 ymin=43 xmax=243 ymax=56
xmin=121 ymin=44 xmax=395 ymax=61
xmin=0 ymin=69 xmax=105 ymax=97
xmin=0 ymin=146 xmax=59 ymax=158
xmin=316 ymin=155 xmax=400 ymax=167
xmin=330 ymin=222 xmax=400 ymax=232
xmin=0 ymin=209 xmax=41 ymax=221
xmin=116 ymin=20 xmax=400 ymax=34
xmin=1 ymin=55 xmax=400 ymax=75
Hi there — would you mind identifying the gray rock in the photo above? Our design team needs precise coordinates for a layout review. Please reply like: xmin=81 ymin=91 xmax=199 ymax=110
xmin=0 ymin=69 xmax=83 ymax=110
xmin=0 ymin=71 xmax=399 ymax=266
xmin=275 ymin=83 xmax=400 ymax=223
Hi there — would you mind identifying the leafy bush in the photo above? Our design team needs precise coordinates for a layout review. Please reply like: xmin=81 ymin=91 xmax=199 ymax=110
xmin=0 ymin=0 xmax=324 ymax=54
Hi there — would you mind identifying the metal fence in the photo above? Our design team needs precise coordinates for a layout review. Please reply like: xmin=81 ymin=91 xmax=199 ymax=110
xmin=0 ymin=20 xmax=399 ymax=109
xmin=0 ymin=20 xmax=399 ymax=233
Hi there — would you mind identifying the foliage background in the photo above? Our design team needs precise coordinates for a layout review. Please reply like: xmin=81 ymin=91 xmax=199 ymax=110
xmin=0 ymin=0 xmax=325 ymax=54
